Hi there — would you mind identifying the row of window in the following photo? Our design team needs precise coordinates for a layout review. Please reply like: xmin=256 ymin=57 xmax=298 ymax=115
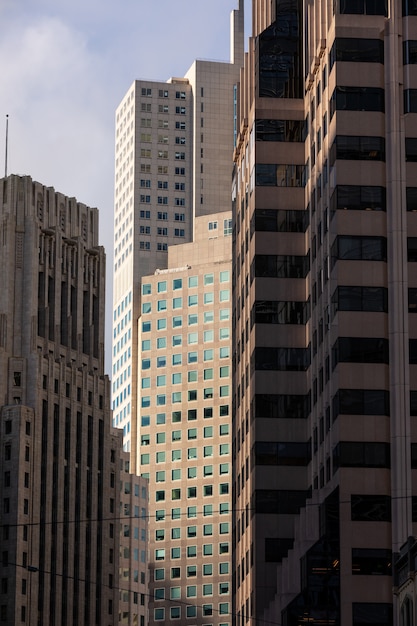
xmin=140 ymin=120 xmax=186 ymax=131
xmin=139 ymin=232 xmax=184 ymax=248
xmin=141 ymin=447 xmax=229 ymax=465
xmin=141 ymin=88 xmax=187 ymax=99
xmin=154 ymin=559 xmax=229 ymax=579
xmin=142 ymin=272 xmax=229 ymax=294
xmin=153 ymin=603 xmax=229 ymax=621
xmin=141 ymin=427 xmax=229 ymax=443
xmin=153 ymin=483 xmax=229 ymax=501
xmin=155 ymin=582 xmax=229 ymax=599
xmin=140 ymin=181 xmax=186 ymax=191
xmin=142 ymin=369 xmax=229 ymax=384
xmin=142 ymin=321 xmax=230 ymax=340
xmin=153 ymin=504 xmax=229 ymax=523
xmin=140 ymin=387 xmax=230 ymax=408
xmin=151 ymin=465 xmax=230 ymax=481
xmin=142 ymin=346 xmax=230 ymax=363
xmin=140 ymin=134 xmax=186 ymax=145
xmin=140 ymin=195 xmax=186 ymax=205
xmin=142 ymin=299 xmax=230 ymax=315
xmin=141 ymin=405 xmax=229 ymax=426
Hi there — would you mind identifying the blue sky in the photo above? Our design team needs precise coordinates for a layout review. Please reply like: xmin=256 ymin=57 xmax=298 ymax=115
xmin=0 ymin=0 xmax=250 ymax=371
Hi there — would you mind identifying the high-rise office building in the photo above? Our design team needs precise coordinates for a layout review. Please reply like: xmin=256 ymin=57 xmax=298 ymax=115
xmin=112 ymin=1 xmax=244 ymax=466
xmin=0 ymin=175 xmax=122 ymax=625
xmin=138 ymin=212 xmax=233 ymax=626
xmin=233 ymin=0 xmax=417 ymax=624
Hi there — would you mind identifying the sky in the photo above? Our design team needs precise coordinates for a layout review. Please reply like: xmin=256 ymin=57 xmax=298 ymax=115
xmin=0 ymin=0 xmax=251 ymax=373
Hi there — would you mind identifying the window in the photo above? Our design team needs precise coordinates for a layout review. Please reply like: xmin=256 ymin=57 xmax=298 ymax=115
xmin=330 ymin=137 xmax=385 ymax=165
xmin=351 ymin=495 xmax=391 ymax=521
xmin=330 ymin=86 xmax=385 ymax=117
xmin=172 ymin=354 xmax=182 ymax=365
xmin=332 ymin=337 xmax=389 ymax=366
xmin=154 ymin=608 xmax=165 ymax=621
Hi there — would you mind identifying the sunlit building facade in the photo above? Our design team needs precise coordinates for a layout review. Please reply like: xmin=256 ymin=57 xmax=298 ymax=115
xmin=112 ymin=2 xmax=244 ymax=467
xmin=0 ymin=175 xmax=121 ymax=625
xmin=232 ymin=0 xmax=417 ymax=624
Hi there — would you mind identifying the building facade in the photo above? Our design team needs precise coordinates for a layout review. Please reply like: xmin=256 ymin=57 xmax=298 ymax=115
xmin=139 ymin=212 xmax=233 ymax=626
xmin=112 ymin=1 xmax=244 ymax=466
xmin=232 ymin=0 xmax=417 ymax=624
xmin=0 ymin=175 xmax=121 ymax=625
xmin=119 ymin=452 xmax=149 ymax=626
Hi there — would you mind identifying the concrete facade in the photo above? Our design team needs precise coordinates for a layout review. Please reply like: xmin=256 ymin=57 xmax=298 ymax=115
xmin=232 ymin=0 xmax=417 ymax=624
xmin=139 ymin=212 xmax=233 ymax=626
xmin=111 ymin=2 xmax=244 ymax=467
xmin=0 ymin=175 xmax=121 ymax=625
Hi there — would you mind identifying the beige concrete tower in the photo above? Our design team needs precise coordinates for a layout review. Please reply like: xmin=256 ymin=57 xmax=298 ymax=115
xmin=0 ymin=175 xmax=121 ymax=625
xmin=138 ymin=213 xmax=233 ymax=626
xmin=112 ymin=2 xmax=244 ymax=470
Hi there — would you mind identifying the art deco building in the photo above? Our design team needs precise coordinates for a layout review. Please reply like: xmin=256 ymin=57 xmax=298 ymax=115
xmin=232 ymin=0 xmax=417 ymax=624
xmin=0 ymin=175 xmax=121 ymax=625
xmin=138 ymin=212 xmax=233 ymax=626
xmin=112 ymin=1 xmax=244 ymax=466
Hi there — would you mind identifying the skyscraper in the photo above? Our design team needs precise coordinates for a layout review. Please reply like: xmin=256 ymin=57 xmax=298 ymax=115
xmin=139 ymin=212 xmax=233 ymax=626
xmin=233 ymin=0 xmax=417 ymax=624
xmin=0 ymin=175 xmax=122 ymax=625
xmin=112 ymin=1 xmax=244 ymax=467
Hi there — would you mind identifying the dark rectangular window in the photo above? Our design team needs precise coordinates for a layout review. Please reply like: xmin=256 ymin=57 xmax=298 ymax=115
xmin=352 ymin=549 xmax=392 ymax=575
xmin=255 ymin=164 xmax=305 ymax=187
xmin=330 ymin=137 xmax=385 ymax=165
xmin=333 ymin=442 xmax=390 ymax=470
xmin=410 ymin=339 xmax=417 ymax=364
xmin=330 ymin=38 xmax=384 ymax=68
xmin=331 ymin=236 xmax=387 ymax=266
xmin=253 ymin=254 xmax=310 ymax=278
xmin=253 ymin=394 xmax=311 ymax=419
xmin=253 ymin=346 xmax=311 ymax=372
xmin=409 ymin=288 xmax=417 ymax=312
xmin=405 ymin=89 xmax=417 ymax=113
xmin=351 ymin=495 xmax=391 ymax=521
xmin=254 ymin=441 xmax=311 ymax=466
xmin=404 ymin=0 xmax=417 ymax=15
xmin=408 ymin=238 xmax=417 ymax=261
xmin=330 ymin=87 xmax=385 ymax=118
xmin=352 ymin=603 xmax=392 ymax=625
xmin=411 ymin=443 xmax=417 ymax=468
xmin=410 ymin=391 xmax=417 ymax=416
xmin=251 ymin=300 xmax=310 ymax=325
xmin=332 ymin=337 xmax=389 ymax=366
xmin=404 ymin=40 xmax=417 ymax=63
xmin=338 ymin=0 xmax=387 ymax=14
xmin=258 ymin=8 xmax=303 ymax=99
xmin=254 ymin=489 xmax=311 ymax=514
xmin=251 ymin=209 xmax=309 ymax=234
xmin=255 ymin=119 xmax=304 ymax=142
xmin=406 ymin=138 xmax=417 ymax=162
xmin=331 ymin=286 xmax=388 ymax=316
xmin=407 ymin=187 xmax=417 ymax=211
xmin=332 ymin=389 xmax=390 ymax=417
xmin=330 ymin=185 xmax=387 ymax=212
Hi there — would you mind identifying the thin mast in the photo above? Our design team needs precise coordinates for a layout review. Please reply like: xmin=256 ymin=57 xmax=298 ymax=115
xmin=4 ymin=115 xmax=9 ymax=178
